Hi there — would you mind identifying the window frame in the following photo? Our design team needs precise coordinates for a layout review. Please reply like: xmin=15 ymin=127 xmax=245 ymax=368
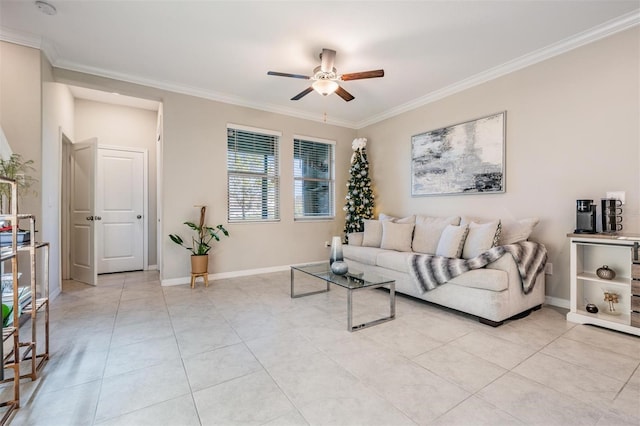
xmin=226 ymin=123 xmax=281 ymax=223
xmin=293 ymin=134 xmax=336 ymax=221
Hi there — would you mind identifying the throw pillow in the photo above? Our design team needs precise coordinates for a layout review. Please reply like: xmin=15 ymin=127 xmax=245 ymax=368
xmin=379 ymin=213 xmax=416 ymax=224
xmin=462 ymin=220 xmax=502 ymax=259
xmin=412 ymin=215 xmax=461 ymax=254
xmin=499 ymin=217 xmax=540 ymax=245
xmin=362 ymin=220 xmax=383 ymax=247
xmin=436 ymin=224 xmax=469 ymax=258
xmin=380 ymin=222 xmax=415 ymax=252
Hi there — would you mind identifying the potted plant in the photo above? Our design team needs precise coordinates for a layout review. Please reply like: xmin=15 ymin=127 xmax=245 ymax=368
xmin=0 ymin=153 xmax=37 ymax=214
xmin=169 ymin=206 xmax=229 ymax=274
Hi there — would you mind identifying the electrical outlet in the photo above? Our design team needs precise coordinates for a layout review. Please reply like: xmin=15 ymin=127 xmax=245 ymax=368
xmin=545 ymin=263 xmax=553 ymax=275
xmin=606 ymin=191 xmax=625 ymax=205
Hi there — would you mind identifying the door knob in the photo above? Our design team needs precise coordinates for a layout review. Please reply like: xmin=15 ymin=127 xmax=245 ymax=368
xmin=137 ymin=215 xmax=142 ymax=219
xmin=95 ymin=216 xmax=102 ymax=221
xmin=86 ymin=216 xmax=94 ymax=221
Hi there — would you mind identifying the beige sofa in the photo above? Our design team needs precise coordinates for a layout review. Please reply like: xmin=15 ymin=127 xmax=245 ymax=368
xmin=343 ymin=214 xmax=546 ymax=326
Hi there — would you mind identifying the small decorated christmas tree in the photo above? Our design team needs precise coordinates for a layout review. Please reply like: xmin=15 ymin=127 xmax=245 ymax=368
xmin=343 ymin=137 xmax=374 ymax=237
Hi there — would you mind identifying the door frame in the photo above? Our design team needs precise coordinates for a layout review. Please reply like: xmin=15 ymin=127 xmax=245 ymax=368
xmin=65 ymin=143 xmax=149 ymax=282
xmin=60 ymin=133 xmax=72 ymax=280
xmin=97 ymin=145 xmax=149 ymax=272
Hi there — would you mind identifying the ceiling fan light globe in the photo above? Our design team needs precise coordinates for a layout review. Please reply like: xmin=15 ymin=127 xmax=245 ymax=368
xmin=312 ymin=80 xmax=339 ymax=96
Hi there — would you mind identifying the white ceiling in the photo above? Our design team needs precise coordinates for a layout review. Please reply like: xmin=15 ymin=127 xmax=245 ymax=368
xmin=1 ymin=1 xmax=639 ymax=128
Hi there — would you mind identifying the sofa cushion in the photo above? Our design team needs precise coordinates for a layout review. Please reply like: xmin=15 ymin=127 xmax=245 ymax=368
xmin=381 ymin=222 xmax=415 ymax=252
xmin=462 ymin=220 xmax=501 ymax=259
xmin=362 ymin=220 xmax=383 ymax=247
xmin=376 ymin=251 xmax=412 ymax=273
xmin=343 ymin=245 xmax=387 ymax=266
xmin=412 ymin=215 xmax=461 ymax=254
xmin=346 ymin=232 xmax=364 ymax=246
xmin=500 ymin=217 xmax=539 ymax=245
xmin=436 ymin=224 xmax=469 ymax=258
xmin=448 ymin=268 xmax=508 ymax=292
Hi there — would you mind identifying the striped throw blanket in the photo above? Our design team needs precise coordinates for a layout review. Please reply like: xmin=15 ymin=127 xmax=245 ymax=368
xmin=409 ymin=241 xmax=547 ymax=295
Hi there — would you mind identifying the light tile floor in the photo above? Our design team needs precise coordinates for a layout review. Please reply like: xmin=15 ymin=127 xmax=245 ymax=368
xmin=3 ymin=270 xmax=639 ymax=425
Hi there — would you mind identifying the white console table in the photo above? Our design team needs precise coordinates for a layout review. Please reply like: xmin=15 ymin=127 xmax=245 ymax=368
xmin=567 ymin=233 xmax=640 ymax=336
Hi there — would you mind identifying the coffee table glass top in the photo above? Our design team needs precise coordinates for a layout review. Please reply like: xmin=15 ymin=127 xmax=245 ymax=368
xmin=291 ymin=262 xmax=394 ymax=290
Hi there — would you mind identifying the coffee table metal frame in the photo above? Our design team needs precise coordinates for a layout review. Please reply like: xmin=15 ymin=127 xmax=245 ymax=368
xmin=290 ymin=262 xmax=396 ymax=332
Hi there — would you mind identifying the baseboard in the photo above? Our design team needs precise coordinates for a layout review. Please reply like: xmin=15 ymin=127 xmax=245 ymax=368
xmin=545 ymin=296 xmax=570 ymax=309
xmin=160 ymin=263 xmax=305 ymax=286
xmin=49 ymin=286 xmax=61 ymax=301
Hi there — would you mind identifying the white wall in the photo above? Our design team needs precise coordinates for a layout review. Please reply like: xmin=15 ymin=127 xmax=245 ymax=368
xmin=159 ymin=93 xmax=356 ymax=282
xmin=41 ymin=81 xmax=74 ymax=299
xmin=74 ymin=99 xmax=158 ymax=266
xmin=358 ymin=28 xmax=640 ymax=304
xmin=0 ymin=42 xmax=48 ymax=297
xmin=0 ymin=41 xmax=41 ymax=218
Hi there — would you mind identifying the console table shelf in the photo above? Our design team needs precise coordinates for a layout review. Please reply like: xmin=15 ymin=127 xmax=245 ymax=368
xmin=567 ymin=233 xmax=640 ymax=336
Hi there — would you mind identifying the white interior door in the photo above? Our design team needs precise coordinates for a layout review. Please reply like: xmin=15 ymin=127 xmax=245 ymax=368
xmin=70 ymin=138 xmax=97 ymax=285
xmin=97 ymin=148 xmax=145 ymax=273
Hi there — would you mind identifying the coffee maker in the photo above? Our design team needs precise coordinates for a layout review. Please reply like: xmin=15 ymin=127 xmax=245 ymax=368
xmin=575 ymin=199 xmax=596 ymax=234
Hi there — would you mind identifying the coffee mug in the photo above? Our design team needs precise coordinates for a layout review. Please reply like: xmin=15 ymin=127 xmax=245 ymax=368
xmin=605 ymin=207 xmax=623 ymax=216
xmin=606 ymin=215 xmax=623 ymax=224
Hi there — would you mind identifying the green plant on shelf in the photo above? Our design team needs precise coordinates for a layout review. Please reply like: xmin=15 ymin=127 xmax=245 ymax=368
xmin=0 ymin=153 xmax=38 ymax=214
xmin=2 ymin=303 xmax=12 ymax=327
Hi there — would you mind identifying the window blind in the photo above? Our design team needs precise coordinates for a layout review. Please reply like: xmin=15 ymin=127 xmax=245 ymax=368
xmin=227 ymin=126 xmax=280 ymax=222
xmin=293 ymin=137 xmax=334 ymax=219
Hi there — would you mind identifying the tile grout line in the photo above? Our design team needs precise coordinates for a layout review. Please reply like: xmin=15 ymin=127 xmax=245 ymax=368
xmin=90 ymin=276 xmax=125 ymax=426
xmin=161 ymin=279 xmax=205 ymax=426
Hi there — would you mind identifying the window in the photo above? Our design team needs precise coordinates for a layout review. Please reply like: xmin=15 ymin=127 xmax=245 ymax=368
xmin=227 ymin=125 xmax=280 ymax=222
xmin=293 ymin=136 xmax=335 ymax=219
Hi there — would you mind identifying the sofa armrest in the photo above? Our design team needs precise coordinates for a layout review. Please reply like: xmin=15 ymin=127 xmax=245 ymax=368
xmin=485 ymin=254 xmax=518 ymax=275
xmin=347 ymin=232 xmax=364 ymax=246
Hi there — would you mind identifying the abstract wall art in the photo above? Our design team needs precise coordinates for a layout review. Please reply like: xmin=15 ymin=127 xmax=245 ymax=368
xmin=411 ymin=112 xmax=505 ymax=196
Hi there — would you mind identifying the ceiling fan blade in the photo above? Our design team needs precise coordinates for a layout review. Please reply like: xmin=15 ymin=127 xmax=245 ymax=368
xmin=291 ymin=87 xmax=314 ymax=101
xmin=340 ymin=69 xmax=385 ymax=81
xmin=320 ymin=48 xmax=336 ymax=73
xmin=335 ymin=86 xmax=355 ymax=102
xmin=267 ymin=71 xmax=310 ymax=80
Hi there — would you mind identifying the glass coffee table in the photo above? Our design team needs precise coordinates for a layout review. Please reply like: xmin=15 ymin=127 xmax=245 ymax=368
xmin=290 ymin=262 xmax=396 ymax=332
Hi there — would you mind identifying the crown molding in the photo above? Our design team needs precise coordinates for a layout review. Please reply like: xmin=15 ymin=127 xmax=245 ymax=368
xmin=53 ymin=58 xmax=357 ymax=128
xmin=3 ymin=9 xmax=639 ymax=130
xmin=0 ymin=26 xmax=59 ymax=64
xmin=355 ymin=10 xmax=640 ymax=129
xmin=0 ymin=26 xmax=41 ymax=49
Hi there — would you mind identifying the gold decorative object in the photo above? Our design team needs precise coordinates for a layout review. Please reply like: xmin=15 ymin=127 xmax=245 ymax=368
xmin=603 ymin=291 xmax=620 ymax=313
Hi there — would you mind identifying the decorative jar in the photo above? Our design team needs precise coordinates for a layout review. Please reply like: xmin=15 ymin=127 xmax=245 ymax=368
xmin=596 ymin=265 xmax=616 ymax=280
xmin=330 ymin=261 xmax=348 ymax=275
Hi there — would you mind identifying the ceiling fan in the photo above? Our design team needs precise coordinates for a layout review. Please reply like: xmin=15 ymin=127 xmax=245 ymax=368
xmin=267 ymin=48 xmax=384 ymax=102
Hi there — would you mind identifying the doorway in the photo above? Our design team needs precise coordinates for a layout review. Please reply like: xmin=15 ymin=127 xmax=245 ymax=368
xmin=96 ymin=146 xmax=147 ymax=274
xmin=64 ymin=140 xmax=148 ymax=285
